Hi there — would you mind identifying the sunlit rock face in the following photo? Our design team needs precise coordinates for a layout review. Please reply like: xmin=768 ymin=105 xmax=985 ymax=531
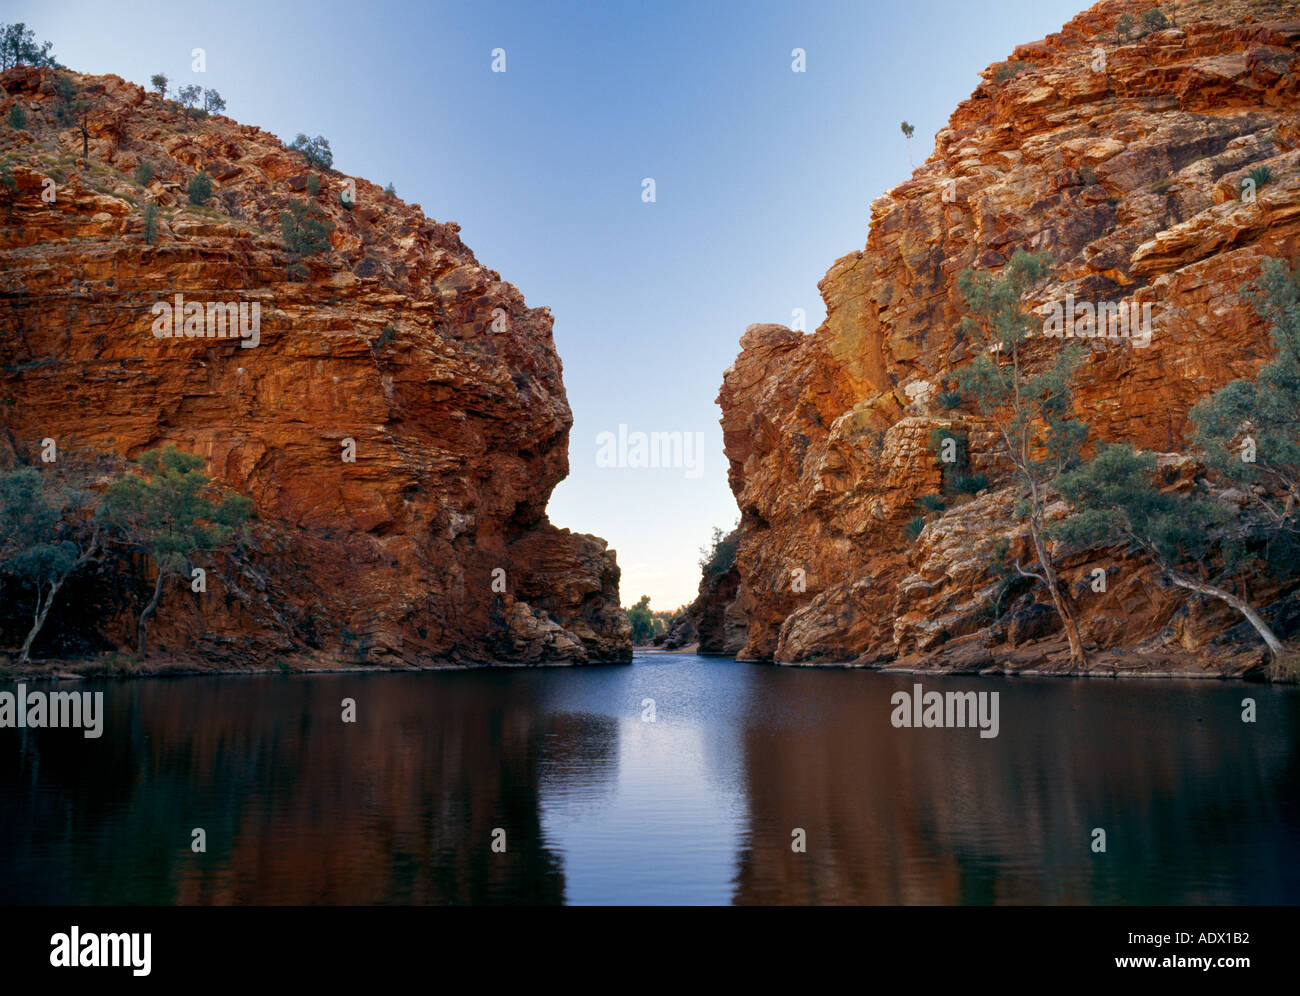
xmin=702 ymin=0 xmax=1300 ymax=674
xmin=0 ymin=65 xmax=631 ymax=667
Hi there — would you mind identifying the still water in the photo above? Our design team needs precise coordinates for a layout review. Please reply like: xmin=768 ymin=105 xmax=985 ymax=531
xmin=2 ymin=653 xmax=1297 ymax=905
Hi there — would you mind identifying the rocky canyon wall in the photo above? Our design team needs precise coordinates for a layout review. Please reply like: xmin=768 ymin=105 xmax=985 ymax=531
xmin=700 ymin=0 xmax=1300 ymax=675
xmin=0 ymin=65 xmax=631 ymax=668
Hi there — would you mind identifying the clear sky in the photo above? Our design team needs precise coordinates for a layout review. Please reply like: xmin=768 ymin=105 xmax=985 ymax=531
xmin=14 ymin=0 xmax=1090 ymax=611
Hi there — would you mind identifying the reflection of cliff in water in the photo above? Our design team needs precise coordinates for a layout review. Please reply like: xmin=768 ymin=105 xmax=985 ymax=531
xmin=0 ymin=674 xmax=622 ymax=905
xmin=730 ymin=671 xmax=1300 ymax=905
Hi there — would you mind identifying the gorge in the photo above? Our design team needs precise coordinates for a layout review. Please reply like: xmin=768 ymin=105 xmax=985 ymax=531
xmin=4 ymin=0 xmax=1300 ymax=681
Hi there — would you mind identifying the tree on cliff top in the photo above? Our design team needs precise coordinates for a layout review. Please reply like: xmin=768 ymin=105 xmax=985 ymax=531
xmin=0 ymin=466 xmax=101 ymax=665
xmin=0 ymin=22 xmax=56 ymax=70
xmin=955 ymin=249 xmax=1090 ymax=665
xmin=176 ymin=83 xmax=202 ymax=119
xmin=698 ymin=525 xmax=738 ymax=577
xmin=900 ymin=121 xmax=915 ymax=167
xmin=1053 ymin=444 xmax=1291 ymax=669
xmin=289 ymin=133 xmax=333 ymax=171
xmin=102 ymin=446 xmax=253 ymax=658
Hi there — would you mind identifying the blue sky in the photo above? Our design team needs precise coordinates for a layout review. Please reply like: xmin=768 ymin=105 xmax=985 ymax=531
xmin=15 ymin=0 xmax=1089 ymax=610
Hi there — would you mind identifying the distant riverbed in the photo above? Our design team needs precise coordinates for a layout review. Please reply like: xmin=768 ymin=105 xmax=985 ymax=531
xmin=2 ymin=654 xmax=1297 ymax=904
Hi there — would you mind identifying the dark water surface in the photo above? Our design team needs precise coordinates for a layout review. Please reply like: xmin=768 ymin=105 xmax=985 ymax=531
xmin=2 ymin=653 xmax=1298 ymax=905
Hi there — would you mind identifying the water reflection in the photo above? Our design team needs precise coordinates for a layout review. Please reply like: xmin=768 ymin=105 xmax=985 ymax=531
xmin=730 ymin=670 xmax=1300 ymax=905
xmin=1 ymin=657 xmax=1296 ymax=905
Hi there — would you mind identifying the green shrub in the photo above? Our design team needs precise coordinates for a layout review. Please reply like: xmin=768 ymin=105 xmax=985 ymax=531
xmin=917 ymin=494 xmax=946 ymax=513
xmin=903 ymin=516 xmax=927 ymax=542
xmin=186 ymin=170 xmax=213 ymax=206
xmin=306 ymin=174 xmax=321 ymax=196
xmin=133 ymin=160 xmax=154 ymax=186
xmin=1141 ymin=8 xmax=1169 ymax=33
xmin=105 ymin=652 xmax=139 ymax=675
xmin=929 ymin=427 xmax=973 ymax=493
xmin=937 ymin=390 xmax=964 ymax=409
xmin=52 ymin=74 xmax=75 ymax=126
xmin=950 ymin=472 xmax=989 ymax=494
xmin=994 ymin=60 xmax=1031 ymax=82
xmin=142 ymin=199 xmax=159 ymax=244
xmin=1115 ymin=13 xmax=1134 ymax=39
xmin=280 ymin=198 xmax=333 ymax=271
xmin=384 ymin=181 xmax=396 ymax=198
xmin=374 ymin=325 xmax=396 ymax=349
xmin=6 ymin=105 xmax=26 ymax=129
xmin=698 ymin=525 xmax=738 ymax=576
xmin=1247 ymin=165 xmax=1274 ymax=190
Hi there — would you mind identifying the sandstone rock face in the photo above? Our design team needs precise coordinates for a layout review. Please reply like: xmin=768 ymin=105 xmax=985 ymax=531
xmin=0 ymin=66 xmax=631 ymax=667
xmin=707 ymin=0 xmax=1300 ymax=675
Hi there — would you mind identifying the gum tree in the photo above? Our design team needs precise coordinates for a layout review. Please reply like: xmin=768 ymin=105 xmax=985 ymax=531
xmin=626 ymin=595 xmax=655 ymax=644
xmin=177 ymin=83 xmax=201 ymax=119
xmin=288 ymin=133 xmax=333 ymax=170
xmin=955 ymin=249 xmax=1089 ymax=664
xmin=1054 ymin=444 xmax=1290 ymax=665
xmin=102 ymin=446 xmax=253 ymax=658
xmin=0 ymin=22 xmax=55 ymax=69
xmin=0 ymin=467 xmax=101 ymax=665
xmin=72 ymin=93 xmax=97 ymax=158
xmin=1191 ymin=257 xmax=1300 ymax=540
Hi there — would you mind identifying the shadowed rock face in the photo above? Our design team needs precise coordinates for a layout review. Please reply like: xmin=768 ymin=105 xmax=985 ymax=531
xmin=702 ymin=0 xmax=1300 ymax=674
xmin=0 ymin=66 xmax=631 ymax=667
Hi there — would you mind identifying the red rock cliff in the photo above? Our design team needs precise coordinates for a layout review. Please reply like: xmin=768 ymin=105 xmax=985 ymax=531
xmin=0 ymin=65 xmax=632 ymax=668
xmin=710 ymin=0 xmax=1300 ymax=675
